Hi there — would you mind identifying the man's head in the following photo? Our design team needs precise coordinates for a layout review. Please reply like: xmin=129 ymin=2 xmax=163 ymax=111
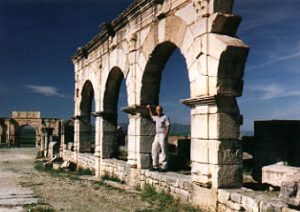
xmin=156 ymin=105 xmax=163 ymax=116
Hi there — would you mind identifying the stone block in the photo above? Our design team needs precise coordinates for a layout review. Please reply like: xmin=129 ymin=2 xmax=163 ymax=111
xmin=141 ymin=27 xmax=156 ymax=59
xmin=210 ymin=139 xmax=242 ymax=165
xmin=262 ymin=165 xmax=300 ymax=187
xmin=216 ymin=96 xmax=240 ymax=114
xmin=190 ymin=75 xmax=208 ymax=97
xmin=189 ymin=17 xmax=208 ymax=38
xmin=227 ymin=200 xmax=243 ymax=211
xmin=282 ymin=207 xmax=300 ymax=212
xmin=100 ymin=144 xmax=114 ymax=159
xmin=214 ymin=0 xmax=234 ymax=13
xmin=188 ymin=60 xmax=202 ymax=83
xmin=175 ymin=3 xmax=197 ymax=26
xmin=279 ymin=173 xmax=300 ymax=208
xmin=136 ymin=153 xmax=151 ymax=169
xmin=180 ymin=29 xmax=194 ymax=64
xmin=190 ymin=139 xmax=209 ymax=164
xmin=191 ymin=162 xmax=212 ymax=188
xmin=191 ymin=105 xmax=209 ymax=115
xmin=191 ymin=113 xmax=209 ymax=139
xmin=209 ymin=76 xmax=218 ymax=96
xmin=206 ymin=55 xmax=246 ymax=80
xmin=230 ymin=192 xmax=242 ymax=204
xmin=127 ymin=135 xmax=154 ymax=153
xmin=209 ymin=13 xmax=241 ymax=36
xmin=217 ymin=78 xmax=244 ymax=97
xmin=218 ymin=189 xmax=230 ymax=204
xmin=191 ymin=184 xmax=217 ymax=211
xmin=241 ymin=195 xmax=260 ymax=212
xmin=52 ymin=163 xmax=61 ymax=170
xmin=201 ymin=33 xmax=249 ymax=63
xmin=209 ymin=113 xmax=242 ymax=140
xmin=259 ymin=201 xmax=275 ymax=212
xmin=191 ymin=139 xmax=242 ymax=165
xmin=212 ymin=164 xmax=243 ymax=188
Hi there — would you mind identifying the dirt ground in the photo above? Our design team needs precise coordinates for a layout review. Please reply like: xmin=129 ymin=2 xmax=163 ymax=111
xmin=0 ymin=148 xmax=172 ymax=212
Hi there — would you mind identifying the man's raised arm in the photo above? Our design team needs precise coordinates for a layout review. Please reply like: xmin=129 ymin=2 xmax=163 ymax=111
xmin=146 ymin=105 xmax=154 ymax=119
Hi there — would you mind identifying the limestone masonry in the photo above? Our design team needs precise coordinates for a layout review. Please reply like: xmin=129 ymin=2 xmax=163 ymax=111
xmin=65 ymin=0 xmax=250 ymax=210
xmin=5 ymin=0 xmax=300 ymax=211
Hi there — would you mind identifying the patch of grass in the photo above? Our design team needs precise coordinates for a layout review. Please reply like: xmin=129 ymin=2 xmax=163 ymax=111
xmin=101 ymin=171 xmax=125 ymax=184
xmin=140 ymin=184 xmax=200 ymax=212
xmin=34 ymin=161 xmax=80 ymax=181
xmin=23 ymin=203 xmax=55 ymax=212
xmin=77 ymin=167 xmax=93 ymax=176
xmin=92 ymin=181 xmax=104 ymax=190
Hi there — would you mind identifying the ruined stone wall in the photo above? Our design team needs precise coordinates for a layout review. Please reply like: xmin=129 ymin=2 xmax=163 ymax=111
xmin=64 ymin=156 xmax=300 ymax=211
xmin=62 ymin=150 xmax=77 ymax=164
xmin=69 ymin=0 xmax=250 ymax=209
xmin=253 ymin=120 xmax=300 ymax=181
xmin=78 ymin=153 xmax=95 ymax=171
xmin=218 ymin=189 xmax=289 ymax=212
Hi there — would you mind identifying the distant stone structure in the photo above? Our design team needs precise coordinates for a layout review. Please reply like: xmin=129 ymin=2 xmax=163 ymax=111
xmin=252 ymin=120 xmax=300 ymax=181
xmin=60 ymin=0 xmax=251 ymax=210
xmin=0 ymin=111 xmax=62 ymax=156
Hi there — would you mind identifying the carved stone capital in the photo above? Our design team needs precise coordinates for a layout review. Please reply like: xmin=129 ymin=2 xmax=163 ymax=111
xmin=192 ymin=0 xmax=210 ymax=18
xmin=181 ymin=96 xmax=217 ymax=107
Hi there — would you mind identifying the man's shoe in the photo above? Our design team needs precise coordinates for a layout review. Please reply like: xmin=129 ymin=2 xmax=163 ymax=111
xmin=158 ymin=168 xmax=167 ymax=172
xmin=150 ymin=167 xmax=159 ymax=171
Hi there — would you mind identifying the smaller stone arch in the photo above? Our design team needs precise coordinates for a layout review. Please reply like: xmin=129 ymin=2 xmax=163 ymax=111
xmin=18 ymin=124 xmax=39 ymax=147
xmin=0 ymin=119 xmax=7 ymax=145
xmin=101 ymin=67 xmax=127 ymax=159
xmin=79 ymin=80 xmax=96 ymax=153
xmin=103 ymin=67 xmax=125 ymax=120
xmin=80 ymin=80 xmax=95 ymax=117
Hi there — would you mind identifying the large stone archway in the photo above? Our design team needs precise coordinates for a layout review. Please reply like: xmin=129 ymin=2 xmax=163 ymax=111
xmin=78 ymin=80 xmax=95 ymax=153
xmin=70 ymin=0 xmax=249 ymax=208
xmin=0 ymin=111 xmax=63 ymax=154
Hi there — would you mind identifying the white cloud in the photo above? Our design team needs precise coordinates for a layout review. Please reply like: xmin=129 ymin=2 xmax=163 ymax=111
xmin=26 ymin=85 xmax=65 ymax=97
xmin=243 ymin=83 xmax=300 ymax=101
xmin=236 ymin=0 xmax=298 ymax=32
xmin=247 ymin=51 xmax=300 ymax=71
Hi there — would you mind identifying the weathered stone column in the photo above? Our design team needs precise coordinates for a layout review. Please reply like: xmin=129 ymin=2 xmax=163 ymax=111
xmin=5 ymin=119 xmax=11 ymax=146
xmin=124 ymin=106 xmax=154 ymax=169
xmin=59 ymin=121 xmax=65 ymax=156
xmin=93 ymin=113 xmax=101 ymax=177
xmin=79 ymin=115 xmax=92 ymax=153
xmin=73 ymin=117 xmax=81 ymax=165
xmin=40 ymin=130 xmax=45 ymax=152
xmin=100 ymin=114 xmax=117 ymax=159
xmin=73 ymin=118 xmax=80 ymax=152
xmin=44 ymin=132 xmax=48 ymax=157
xmin=183 ymin=96 xmax=243 ymax=189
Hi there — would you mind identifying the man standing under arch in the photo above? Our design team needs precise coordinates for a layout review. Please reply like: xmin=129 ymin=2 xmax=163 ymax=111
xmin=146 ymin=105 xmax=171 ymax=172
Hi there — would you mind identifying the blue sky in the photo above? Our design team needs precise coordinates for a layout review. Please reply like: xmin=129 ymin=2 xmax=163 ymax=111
xmin=0 ymin=0 xmax=300 ymax=132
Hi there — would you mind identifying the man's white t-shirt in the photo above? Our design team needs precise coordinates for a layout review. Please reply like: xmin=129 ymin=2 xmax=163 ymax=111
xmin=152 ymin=115 xmax=170 ymax=134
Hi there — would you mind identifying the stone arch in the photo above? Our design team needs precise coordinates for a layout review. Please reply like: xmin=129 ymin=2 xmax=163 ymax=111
xmin=0 ymin=120 xmax=7 ymax=144
xmin=101 ymin=67 xmax=127 ymax=159
xmin=136 ymin=15 xmax=249 ymax=188
xmin=140 ymin=41 xmax=186 ymax=105
xmin=80 ymin=80 xmax=95 ymax=116
xmin=18 ymin=124 xmax=38 ymax=147
xmin=79 ymin=80 xmax=96 ymax=153
xmin=71 ymin=0 xmax=249 ymax=190
xmin=103 ymin=67 xmax=125 ymax=120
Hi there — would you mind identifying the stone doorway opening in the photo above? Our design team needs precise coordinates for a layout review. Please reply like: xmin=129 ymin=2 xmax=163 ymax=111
xmin=141 ymin=41 xmax=191 ymax=173
xmin=103 ymin=67 xmax=128 ymax=161
xmin=79 ymin=80 xmax=95 ymax=154
xmin=19 ymin=125 xmax=36 ymax=147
